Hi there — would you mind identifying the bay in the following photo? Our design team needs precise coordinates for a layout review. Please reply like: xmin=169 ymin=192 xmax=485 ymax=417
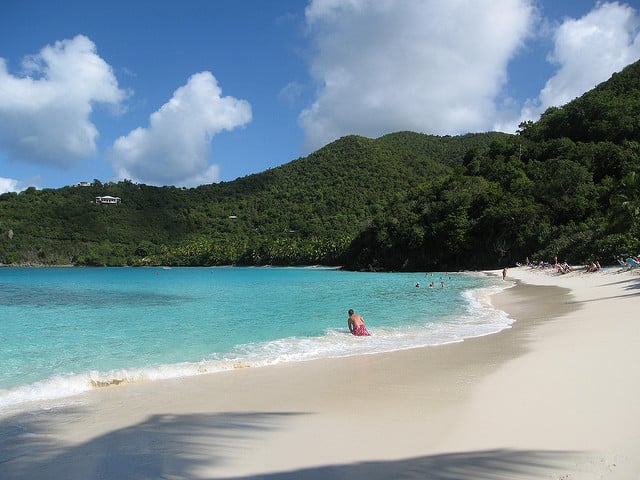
xmin=0 ymin=267 xmax=511 ymax=410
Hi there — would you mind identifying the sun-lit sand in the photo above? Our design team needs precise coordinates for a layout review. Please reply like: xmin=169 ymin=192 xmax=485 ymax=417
xmin=1 ymin=265 xmax=639 ymax=479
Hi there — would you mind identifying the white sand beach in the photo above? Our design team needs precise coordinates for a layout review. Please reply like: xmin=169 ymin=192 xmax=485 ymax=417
xmin=1 ymin=266 xmax=639 ymax=479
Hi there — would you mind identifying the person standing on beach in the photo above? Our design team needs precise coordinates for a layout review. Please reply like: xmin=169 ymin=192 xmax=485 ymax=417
xmin=502 ymin=267 xmax=508 ymax=280
xmin=348 ymin=309 xmax=371 ymax=336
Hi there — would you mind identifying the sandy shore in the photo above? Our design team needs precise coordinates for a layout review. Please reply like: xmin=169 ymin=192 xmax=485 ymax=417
xmin=1 ymin=266 xmax=639 ymax=479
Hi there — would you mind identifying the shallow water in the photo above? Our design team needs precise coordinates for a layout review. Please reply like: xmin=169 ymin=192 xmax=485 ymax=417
xmin=0 ymin=266 xmax=511 ymax=409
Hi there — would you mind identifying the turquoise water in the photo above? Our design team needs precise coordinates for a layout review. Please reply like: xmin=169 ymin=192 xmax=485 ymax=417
xmin=0 ymin=267 xmax=511 ymax=409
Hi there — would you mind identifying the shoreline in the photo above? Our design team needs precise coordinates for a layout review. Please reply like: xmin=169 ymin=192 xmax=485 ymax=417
xmin=1 ymin=267 xmax=639 ymax=478
xmin=0 ymin=270 xmax=511 ymax=411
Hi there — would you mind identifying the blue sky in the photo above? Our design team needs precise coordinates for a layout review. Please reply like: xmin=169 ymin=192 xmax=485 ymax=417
xmin=1 ymin=0 xmax=639 ymax=193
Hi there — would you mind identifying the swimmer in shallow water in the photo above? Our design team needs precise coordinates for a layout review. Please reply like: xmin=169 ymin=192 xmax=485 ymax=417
xmin=348 ymin=309 xmax=371 ymax=336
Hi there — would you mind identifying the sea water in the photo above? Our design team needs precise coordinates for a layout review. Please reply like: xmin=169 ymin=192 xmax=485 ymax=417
xmin=0 ymin=267 xmax=512 ymax=410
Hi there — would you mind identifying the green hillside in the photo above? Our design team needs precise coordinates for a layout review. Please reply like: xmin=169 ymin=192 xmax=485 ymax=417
xmin=0 ymin=131 xmax=509 ymax=266
xmin=1 ymin=60 xmax=639 ymax=270
xmin=343 ymin=60 xmax=640 ymax=270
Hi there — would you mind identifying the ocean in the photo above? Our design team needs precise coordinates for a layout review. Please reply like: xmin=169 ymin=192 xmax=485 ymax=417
xmin=0 ymin=266 xmax=512 ymax=411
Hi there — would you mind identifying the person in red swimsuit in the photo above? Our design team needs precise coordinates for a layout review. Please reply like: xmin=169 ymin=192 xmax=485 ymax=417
xmin=348 ymin=309 xmax=370 ymax=336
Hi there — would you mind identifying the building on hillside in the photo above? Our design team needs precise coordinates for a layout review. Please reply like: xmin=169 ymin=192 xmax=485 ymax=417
xmin=95 ymin=196 xmax=121 ymax=205
xmin=78 ymin=181 xmax=92 ymax=187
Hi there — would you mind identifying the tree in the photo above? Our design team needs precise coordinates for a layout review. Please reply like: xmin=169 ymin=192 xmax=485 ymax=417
xmin=611 ymin=171 xmax=640 ymax=226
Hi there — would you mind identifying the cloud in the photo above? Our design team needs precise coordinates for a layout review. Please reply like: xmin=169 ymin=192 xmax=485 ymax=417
xmin=279 ymin=81 xmax=305 ymax=106
xmin=0 ymin=176 xmax=37 ymax=194
xmin=111 ymin=72 xmax=252 ymax=187
xmin=520 ymin=2 xmax=640 ymax=124
xmin=0 ymin=35 xmax=127 ymax=166
xmin=0 ymin=177 xmax=20 ymax=194
xmin=300 ymin=0 xmax=536 ymax=151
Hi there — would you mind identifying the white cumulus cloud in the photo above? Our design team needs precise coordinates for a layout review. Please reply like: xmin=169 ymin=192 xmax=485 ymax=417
xmin=0 ymin=35 xmax=127 ymax=166
xmin=0 ymin=177 xmax=20 ymax=194
xmin=519 ymin=2 xmax=640 ymax=126
xmin=300 ymin=0 xmax=535 ymax=151
xmin=111 ymin=72 xmax=252 ymax=187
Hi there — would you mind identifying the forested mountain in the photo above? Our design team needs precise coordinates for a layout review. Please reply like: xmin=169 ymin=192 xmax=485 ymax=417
xmin=1 ymin=60 xmax=639 ymax=270
xmin=0 ymin=131 xmax=509 ymax=267
xmin=343 ymin=60 xmax=640 ymax=270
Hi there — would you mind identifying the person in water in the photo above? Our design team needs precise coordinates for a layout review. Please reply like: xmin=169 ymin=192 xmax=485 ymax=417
xmin=348 ymin=309 xmax=371 ymax=336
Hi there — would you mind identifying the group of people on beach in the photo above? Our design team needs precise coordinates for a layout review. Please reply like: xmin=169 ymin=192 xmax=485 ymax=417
xmin=516 ymin=255 xmax=607 ymax=274
xmin=585 ymin=260 xmax=602 ymax=272
xmin=617 ymin=255 xmax=640 ymax=269
xmin=517 ymin=256 xmax=574 ymax=273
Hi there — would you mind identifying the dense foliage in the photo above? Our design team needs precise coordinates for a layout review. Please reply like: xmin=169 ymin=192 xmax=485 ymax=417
xmin=0 ymin=132 xmax=507 ymax=267
xmin=1 ymin=60 xmax=639 ymax=270
xmin=343 ymin=61 xmax=640 ymax=270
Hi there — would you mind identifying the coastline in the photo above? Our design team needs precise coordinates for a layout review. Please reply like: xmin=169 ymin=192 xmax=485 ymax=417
xmin=0 ymin=267 xmax=512 ymax=409
xmin=1 ymin=266 xmax=639 ymax=479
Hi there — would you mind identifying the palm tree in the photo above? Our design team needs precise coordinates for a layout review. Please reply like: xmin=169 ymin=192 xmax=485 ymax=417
xmin=612 ymin=172 xmax=640 ymax=216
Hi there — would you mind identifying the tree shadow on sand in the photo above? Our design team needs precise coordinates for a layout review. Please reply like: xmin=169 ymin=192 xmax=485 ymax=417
xmin=227 ymin=449 xmax=587 ymax=480
xmin=572 ymin=274 xmax=640 ymax=304
xmin=0 ymin=408 xmax=304 ymax=479
xmin=1 ymin=407 xmax=587 ymax=480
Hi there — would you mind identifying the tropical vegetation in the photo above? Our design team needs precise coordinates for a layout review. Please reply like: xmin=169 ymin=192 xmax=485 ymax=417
xmin=1 ymin=60 xmax=639 ymax=270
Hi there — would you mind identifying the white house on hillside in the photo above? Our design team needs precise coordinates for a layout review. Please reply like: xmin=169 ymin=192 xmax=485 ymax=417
xmin=95 ymin=196 xmax=121 ymax=205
